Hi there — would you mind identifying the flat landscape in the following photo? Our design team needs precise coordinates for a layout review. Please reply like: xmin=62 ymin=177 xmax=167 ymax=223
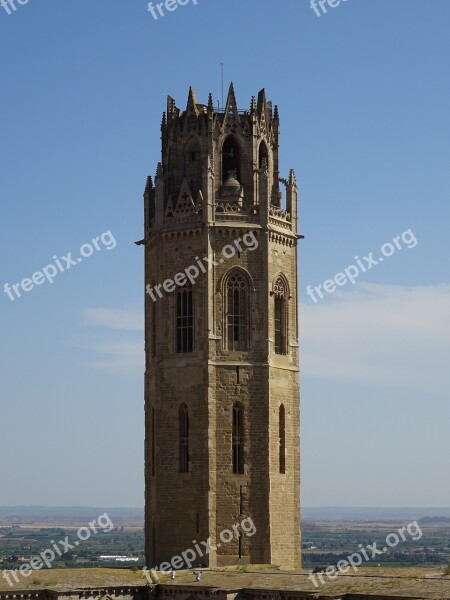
xmin=1 ymin=507 xmax=449 ymax=597
xmin=302 ymin=518 xmax=450 ymax=568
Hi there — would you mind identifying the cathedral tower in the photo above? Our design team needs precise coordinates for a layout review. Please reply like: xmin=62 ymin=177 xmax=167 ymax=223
xmin=142 ymin=84 xmax=301 ymax=569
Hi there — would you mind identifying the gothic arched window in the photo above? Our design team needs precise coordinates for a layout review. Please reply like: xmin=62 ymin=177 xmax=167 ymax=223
xmin=185 ymin=140 xmax=202 ymax=197
xmin=179 ymin=403 xmax=189 ymax=473
xmin=232 ymin=402 xmax=244 ymax=474
xmin=176 ymin=285 xmax=193 ymax=353
xmin=274 ymin=276 xmax=288 ymax=355
xmin=279 ymin=404 xmax=286 ymax=474
xmin=226 ymin=271 xmax=249 ymax=351
xmin=222 ymin=136 xmax=241 ymax=183
xmin=259 ymin=140 xmax=269 ymax=171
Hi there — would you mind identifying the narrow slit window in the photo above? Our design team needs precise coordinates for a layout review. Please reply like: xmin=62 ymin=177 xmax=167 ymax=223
xmin=279 ymin=404 xmax=286 ymax=474
xmin=179 ymin=404 xmax=189 ymax=473
xmin=151 ymin=302 xmax=156 ymax=358
xmin=232 ymin=403 xmax=244 ymax=474
xmin=152 ymin=407 xmax=156 ymax=476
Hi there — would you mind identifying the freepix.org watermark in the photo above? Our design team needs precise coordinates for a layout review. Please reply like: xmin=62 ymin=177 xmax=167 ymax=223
xmin=3 ymin=231 xmax=117 ymax=302
xmin=1 ymin=513 xmax=114 ymax=587
xmin=0 ymin=0 xmax=30 ymax=15
xmin=148 ymin=0 xmax=198 ymax=21
xmin=143 ymin=517 xmax=256 ymax=581
xmin=310 ymin=0 xmax=351 ymax=18
xmin=306 ymin=229 xmax=418 ymax=303
xmin=146 ymin=231 xmax=258 ymax=303
xmin=308 ymin=520 xmax=423 ymax=588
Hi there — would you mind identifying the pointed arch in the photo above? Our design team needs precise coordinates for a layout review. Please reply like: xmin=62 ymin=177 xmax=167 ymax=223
xmin=222 ymin=135 xmax=241 ymax=183
xmin=259 ymin=140 xmax=269 ymax=171
xmin=223 ymin=268 xmax=251 ymax=351
xmin=184 ymin=135 xmax=202 ymax=197
xmin=274 ymin=274 xmax=289 ymax=355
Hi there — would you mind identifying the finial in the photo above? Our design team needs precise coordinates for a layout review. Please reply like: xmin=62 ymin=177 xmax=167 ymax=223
xmin=225 ymin=82 xmax=237 ymax=112
xmin=156 ymin=162 xmax=163 ymax=179
xmin=186 ymin=86 xmax=198 ymax=114
xmin=167 ymin=95 xmax=176 ymax=115
xmin=274 ymin=105 xmax=279 ymax=120
xmin=208 ymin=93 xmax=214 ymax=111
xmin=250 ymin=96 xmax=256 ymax=113
xmin=257 ymin=88 xmax=266 ymax=115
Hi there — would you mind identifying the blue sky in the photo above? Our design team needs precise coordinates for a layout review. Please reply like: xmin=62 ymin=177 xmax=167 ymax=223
xmin=0 ymin=0 xmax=449 ymax=508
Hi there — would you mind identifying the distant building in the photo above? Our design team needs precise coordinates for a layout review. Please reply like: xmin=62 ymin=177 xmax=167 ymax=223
xmin=98 ymin=555 xmax=140 ymax=562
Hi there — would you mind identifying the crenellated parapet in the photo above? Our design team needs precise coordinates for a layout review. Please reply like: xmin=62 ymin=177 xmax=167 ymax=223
xmin=1 ymin=584 xmax=437 ymax=600
xmin=144 ymin=85 xmax=299 ymax=239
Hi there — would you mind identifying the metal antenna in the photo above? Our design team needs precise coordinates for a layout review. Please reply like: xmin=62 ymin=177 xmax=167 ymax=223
xmin=221 ymin=62 xmax=224 ymax=110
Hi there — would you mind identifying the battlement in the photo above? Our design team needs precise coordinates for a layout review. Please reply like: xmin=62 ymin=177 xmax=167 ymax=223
xmin=144 ymin=85 xmax=298 ymax=238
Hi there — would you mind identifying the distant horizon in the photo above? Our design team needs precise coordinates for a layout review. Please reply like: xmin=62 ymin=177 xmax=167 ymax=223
xmin=2 ymin=506 xmax=450 ymax=526
xmin=1 ymin=505 xmax=450 ymax=510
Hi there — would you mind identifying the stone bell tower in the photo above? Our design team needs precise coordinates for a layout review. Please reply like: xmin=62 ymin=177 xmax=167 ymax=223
xmin=141 ymin=84 xmax=301 ymax=570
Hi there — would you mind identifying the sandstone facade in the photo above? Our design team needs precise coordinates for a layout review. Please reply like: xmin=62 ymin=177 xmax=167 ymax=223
xmin=142 ymin=85 xmax=301 ymax=569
